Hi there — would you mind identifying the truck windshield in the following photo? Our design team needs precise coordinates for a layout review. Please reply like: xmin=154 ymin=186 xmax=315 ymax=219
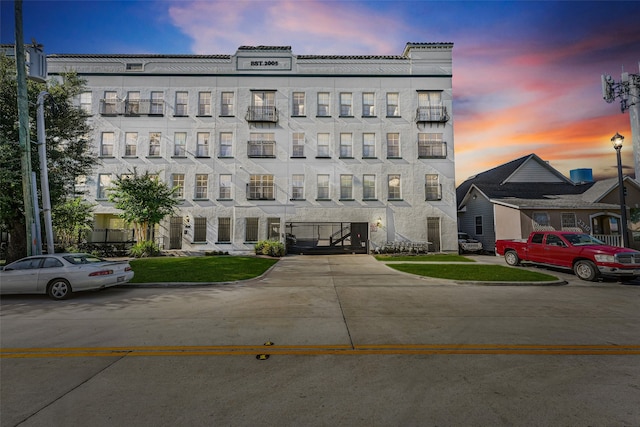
xmin=562 ymin=234 xmax=605 ymax=246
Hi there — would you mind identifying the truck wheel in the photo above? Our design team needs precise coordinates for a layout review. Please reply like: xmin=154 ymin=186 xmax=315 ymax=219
xmin=574 ymin=260 xmax=599 ymax=281
xmin=504 ymin=250 xmax=520 ymax=266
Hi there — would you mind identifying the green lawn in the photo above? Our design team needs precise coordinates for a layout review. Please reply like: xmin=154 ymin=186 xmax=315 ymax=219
xmin=387 ymin=263 xmax=558 ymax=282
xmin=129 ymin=256 xmax=278 ymax=283
xmin=374 ymin=254 xmax=475 ymax=262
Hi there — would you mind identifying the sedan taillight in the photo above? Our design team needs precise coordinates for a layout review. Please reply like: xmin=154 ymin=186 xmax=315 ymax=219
xmin=125 ymin=266 xmax=132 ymax=272
xmin=89 ymin=270 xmax=113 ymax=276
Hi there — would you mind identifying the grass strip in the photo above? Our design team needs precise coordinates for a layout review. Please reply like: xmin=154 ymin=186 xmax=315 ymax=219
xmin=388 ymin=263 xmax=558 ymax=282
xmin=374 ymin=254 xmax=475 ymax=262
xmin=129 ymin=256 xmax=278 ymax=283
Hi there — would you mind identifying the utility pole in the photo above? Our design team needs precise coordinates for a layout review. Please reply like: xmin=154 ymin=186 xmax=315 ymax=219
xmin=14 ymin=0 xmax=35 ymax=255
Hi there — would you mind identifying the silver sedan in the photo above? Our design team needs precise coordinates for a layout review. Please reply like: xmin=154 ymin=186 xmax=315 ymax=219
xmin=0 ymin=253 xmax=134 ymax=300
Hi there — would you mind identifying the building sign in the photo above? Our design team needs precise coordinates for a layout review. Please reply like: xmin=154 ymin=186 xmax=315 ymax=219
xmin=237 ymin=57 xmax=292 ymax=71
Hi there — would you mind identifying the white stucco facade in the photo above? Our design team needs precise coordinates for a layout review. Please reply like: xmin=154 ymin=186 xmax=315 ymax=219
xmin=47 ymin=43 xmax=457 ymax=254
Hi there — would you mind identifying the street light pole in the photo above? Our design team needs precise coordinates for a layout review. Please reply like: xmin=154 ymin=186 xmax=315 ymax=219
xmin=612 ymin=132 xmax=630 ymax=247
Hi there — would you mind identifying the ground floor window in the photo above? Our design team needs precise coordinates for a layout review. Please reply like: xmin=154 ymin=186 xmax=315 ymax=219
xmin=245 ymin=218 xmax=259 ymax=242
xmin=218 ymin=218 xmax=231 ymax=243
xmin=475 ymin=215 xmax=483 ymax=236
xmin=193 ymin=217 xmax=207 ymax=243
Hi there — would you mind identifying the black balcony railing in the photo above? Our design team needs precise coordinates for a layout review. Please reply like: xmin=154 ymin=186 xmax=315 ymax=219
xmin=248 ymin=141 xmax=276 ymax=158
xmin=246 ymin=106 xmax=278 ymax=122
xmin=425 ymin=184 xmax=442 ymax=201
xmin=99 ymin=99 xmax=165 ymax=116
xmin=418 ymin=141 xmax=447 ymax=158
xmin=416 ymin=106 xmax=449 ymax=123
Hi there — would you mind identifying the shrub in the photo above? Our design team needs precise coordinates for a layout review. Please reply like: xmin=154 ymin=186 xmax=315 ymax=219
xmin=254 ymin=240 xmax=285 ymax=257
xmin=129 ymin=241 xmax=161 ymax=258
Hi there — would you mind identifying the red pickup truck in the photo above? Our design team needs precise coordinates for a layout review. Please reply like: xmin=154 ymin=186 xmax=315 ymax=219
xmin=495 ymin=231 xmax=640 ymax=281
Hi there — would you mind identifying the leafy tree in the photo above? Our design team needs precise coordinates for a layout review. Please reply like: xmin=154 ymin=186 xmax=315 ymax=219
xmin=0 ymin=53 xmax=97 ymax=262
xmin=107 ymin=168 xmax=180 ymax=243
xmin=52 ymin=197 xmax=95 ymax=249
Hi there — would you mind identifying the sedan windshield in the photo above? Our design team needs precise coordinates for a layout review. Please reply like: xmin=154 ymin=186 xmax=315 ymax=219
xmin=562 ymin=234 xmax=605 ymax=246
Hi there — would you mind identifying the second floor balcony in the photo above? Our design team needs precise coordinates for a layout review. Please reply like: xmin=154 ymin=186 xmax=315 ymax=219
xmin=99 ymin=99 xmax=165 ymax=116
xmin=418 ymin=141 xmax=447 ymax=159
xmin=416 ymin=106 xmax=449 ymax=123
xmin=246 ymin=106 xmax=278 ymax=123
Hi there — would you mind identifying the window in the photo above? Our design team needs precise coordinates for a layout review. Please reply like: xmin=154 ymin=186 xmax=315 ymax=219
xmin=150 ymin=91 xmax=164 ymax=115
xmin=248 ymin=133 xmax=275 ymax=158
xmin=97 ymin=174 xmax=111 ymax=199
xmin=100 ymin=132 xmax=114 ymax=157
xmin=79 ymin=91 xmax=92 ymax=114
xmin=267 ymin=218 xmax=280 ymax=240
xmin=291 ymin=174 xmax=304 ymax=200
xmin=425 ymin=174 xmax=441 ymax=200
xmin=339 ymin=133 xmax=353 ymax=158
xmin=317 ymin=92 xmax=330 ymax=116
xmin=340 ymin=175 xmax=353 ymax=200
xmin=292 ymin=92 xmax=305 ymax=116
xmin=173 ymin=132 xmax=186 ymax=157
xmin=475 ymin=216 xmax=483 ymax=235
xmin=317 ymin=133 xmax=330 ymax=158
xmin=362 ymin=92 xmax=375 ymax=116
xmin=193 ymin=217 xmax=207 ymax=242
xmin=317 ymin=174 xmax=330 ymax=200
xmin=175 ymin=91 xmax=188 ymax=116
xmin=172 ymin=174 xmax=185 ymax=199
xmin=218 ymin=218 xmax=231 ymax=243
xmin=417 ymin=91 xmax=445 ymax=121
xmin=292 ymin=132 xmax=305 ymax=158
xmin=418 ymin=133 xmax=446 ymax=158
xmin=533 ymin=212 xmax=551 ymax=230
xmin=220 ymin=92 xmax=234 ymax=116
xmin=363 ymin=133 xmax=376 ymax=158
xmin=340 ymin=92 xmax=352 ymax=116
xmin=198 ymin=92 xmax=211 ymax=116
xmin=546 ymin=234 xmax=565 ymax=247
xmin=248 ymin=91 xmax=276 ymax=122
xmin=363 ymin=174 xmax=376 ymax=200
xmin=387 ymin=133 xmax=400 ymax=158
xmin=125 ymin=91 xmax=140 ymax=115
xmin=196 ymin=132 xmax=210 ymax=157
xmin=103 ymin=91 xmax=118 ymax=115
xmin=218 ymin=174 xmax=232 ymax=199
xmin=561 ymin=213 xmax=577 ymax=230
xmin=245 ymin=218 xmax=259 ymax=242
xmin=248 ymin=175 xmax=274 ymax=200
xmin=219 ymin=132 xmax=233 ymax=157
xmin=386 ymin=93 xmax=399 ymax=117
xmin=148 ymin=132 xmax=161 ymax=157
xmin=388 ymin=174 xmax=401 ymax=200
xmin=195 ymin=174 xmax=208 ymax=199
xmin=531 ymin=233 xmax=544 ymax=244
xmin=124 ymin=132 xmax=137 ymax=157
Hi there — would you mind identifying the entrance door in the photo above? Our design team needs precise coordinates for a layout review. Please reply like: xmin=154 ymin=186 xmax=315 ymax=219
xmin=427 ymin=217 xmax=441 ymax=252
xmin=169 ymin=217 xmax=183 ymax=249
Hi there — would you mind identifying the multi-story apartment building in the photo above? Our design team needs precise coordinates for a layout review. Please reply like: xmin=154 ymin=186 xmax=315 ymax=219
xmin=47 ymin=43 xmax=457 ymax=254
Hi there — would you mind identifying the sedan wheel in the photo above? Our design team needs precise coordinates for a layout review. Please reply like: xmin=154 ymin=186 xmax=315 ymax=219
xmin=47 ymin=279 xmax=72 ymax=300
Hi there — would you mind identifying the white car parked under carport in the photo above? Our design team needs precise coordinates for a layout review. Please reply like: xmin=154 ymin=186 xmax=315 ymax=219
xmin=0 ymin=253 xmax=134 ymax=300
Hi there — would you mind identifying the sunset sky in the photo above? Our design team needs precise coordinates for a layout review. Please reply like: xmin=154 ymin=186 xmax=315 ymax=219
xmin=2 ymin=0 xmax=639 ymax=184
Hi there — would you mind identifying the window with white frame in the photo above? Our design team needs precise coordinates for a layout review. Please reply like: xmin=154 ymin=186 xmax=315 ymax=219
xmin=171 ymin=173 xmax=185 ymax=199
xmin=561 ymin=213 xmax=577 ymax=230
xmin=248 ymin=133 xmax=275 ymax=157
xmin=292 ymin=132 xmax=305 ymax=157
xmin=175 ymin=91 xmax=188 ymax=116
xmin=363 ymin=174 xmax=376 ymax=200
xmin=195 ymin=174 xmax=208 ymax=199
xmin=417 ymin=91 xmax=444 ymax=121
xmin=150 ymin=91 xmax=164 ymax=115
xmin=533 ymin=212 xmax=551 ymax=230
xmin=387 ymin=133 xmax=400 ymax=158
xmin=173 ymin=132 xmax=186 ymax=157
xmin=291 ymin=174 xmax=304 ymax=200
xmin=317 ymin=92 xmax=330 ymax=116
xmin=388 ymin=174 xmax=401 ymax=200
xmin=425 ymin=174 xmax=441 ymax=200
xmin=362 ymin=92 xmax=375 ymax=116
xmin=340 ymin=174 xmax=353 ymax=200
xmin=103 ymin=91 xmax=118 ymax=115
xmin=196 ymin=132 xmax=210 ymax=157
xmin=218 ymin=174 xmax=232 ymax=199
xmin=340 ymin=92 xmax=353 ymax=116
xmin=218 ymin=217 xmax=231 ymax=243
xmin=125 ymin=91 xmax=140 ymax=115
xmin=220 ymin=92 xmax=234 ymax=116
xmin=317 ymin=133 xmax=330 ymax=158
xmin=97 ymin=174 xmax=111 ymax=199
xmin=148 ymin=132 xmax=161 ymax=157
xmin=248 ymin=175 xmax=274 ymax=200
xmin=292 ymin=92 xmax=305 ymax=116
xmin=386 ymin=92 xmax=399 ymax=116
xmin=317 ymin=174 xmax=330 ymax=200
xmin=198 ymin=92 xmax=211 ymax=116
xmin=79 ymin=91 xmax=92 ymax=114
xmin=219 ymin=132 xmax=233 ymax=157
xmin=245 ymin=218 xmax=259 ymax=242
xmin=124 ymin=132 xmax=137 ymax=157
xmin=100 ymin=132 xmax=114 ymax=157
xmin=418 ymin=133 xmax=446 ymax=158
xmin=340 ymin=133 xmax=353 ymax=158
xmin=193 ymin=217 xmax=207 ymax=242
xmin=363 ymin=133 xmax=376 ymax=158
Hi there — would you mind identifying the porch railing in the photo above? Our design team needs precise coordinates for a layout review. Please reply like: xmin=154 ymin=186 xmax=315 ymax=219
xmin=593 ymin=234 xmax=622 ymax=247
xmin=88 ymin=228 xmax=135 ymax=243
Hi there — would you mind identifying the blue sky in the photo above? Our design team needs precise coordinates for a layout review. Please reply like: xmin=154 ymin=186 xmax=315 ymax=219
xmin=2 ymin=0 xmax=639 ymax=183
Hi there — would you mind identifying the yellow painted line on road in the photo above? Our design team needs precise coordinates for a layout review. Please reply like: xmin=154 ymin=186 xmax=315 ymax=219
xmin=1 ymin=344 xmax=639 ymax=358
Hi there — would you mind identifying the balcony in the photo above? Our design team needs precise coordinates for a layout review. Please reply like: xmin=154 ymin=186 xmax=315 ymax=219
xmin=246 ymin=106 xmax=278 ymax=123
xmin=248 ymin=141 xmax=276 ymax=158
xmin=99 ymin=100 xmax=122 ymax=115
xmin=418 ymin=141 xmax=447 ymax=159
xmin=416 ymin=106 xmax=449 ymax=123
xmin=100 ymin=99 xmax=166 ymax=116
xmin=247 ymin=186 xmax=276 ymax=200
xmin=425 ymin=184 xmax=442 ymax=201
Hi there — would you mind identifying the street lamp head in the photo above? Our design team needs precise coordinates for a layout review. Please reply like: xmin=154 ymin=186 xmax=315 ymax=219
xmin=611 ymin=132 xmax=625 ymax=149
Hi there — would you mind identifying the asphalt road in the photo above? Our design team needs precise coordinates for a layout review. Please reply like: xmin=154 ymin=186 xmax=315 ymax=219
xmin=1 ymin=255 xmax=639 ymax=426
